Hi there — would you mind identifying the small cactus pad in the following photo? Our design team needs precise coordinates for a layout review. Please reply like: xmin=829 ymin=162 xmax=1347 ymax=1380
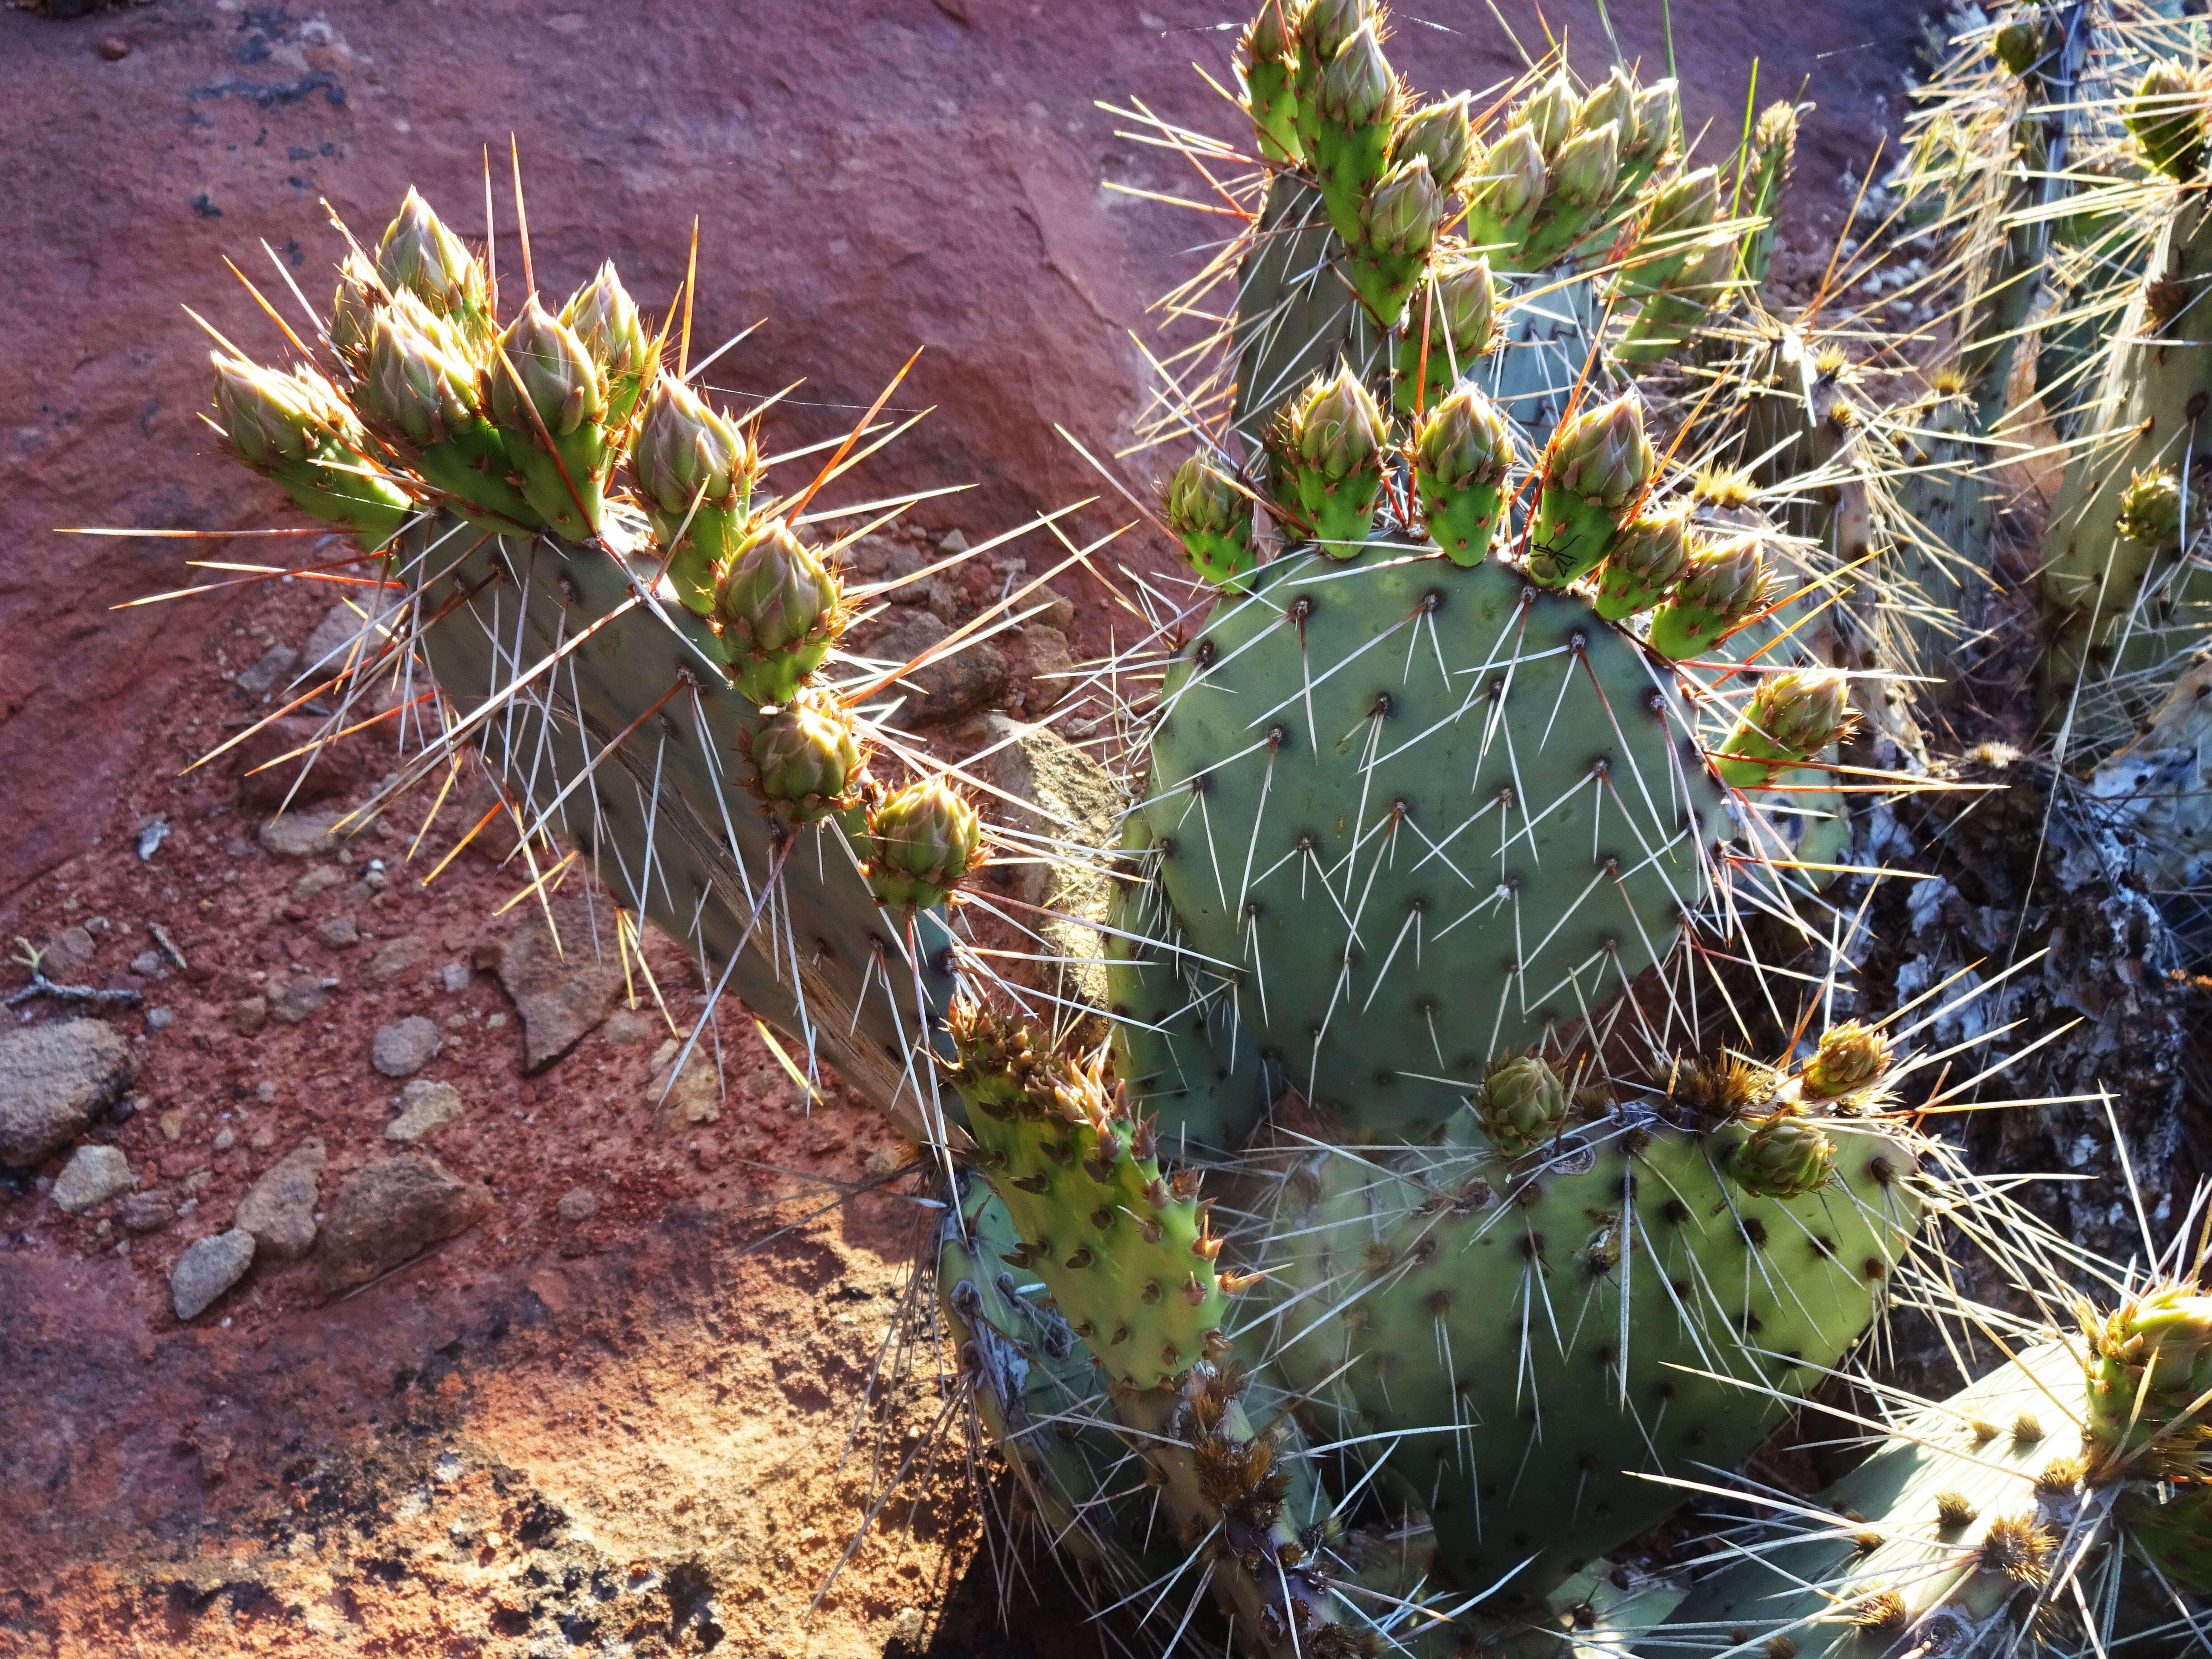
xmin=947 ymin=1003 xmax=1233 ymax=1389
xmin=1133 ymin=543 xmax=1724 ymax=1142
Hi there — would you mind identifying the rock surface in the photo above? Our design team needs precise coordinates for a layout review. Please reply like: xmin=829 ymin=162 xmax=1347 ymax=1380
xmin=233 ymin=1139 xmax=326 ymax=1260
xmin=384 ymin=1078 xmax=465 ymax=1143
xmin=370 ymin=1016 xmax=441 ymax=1078
xmin=170 ymin=1228 xmax=255 ymax=1321
xmin=49 ymin=1143 xmax=134 ymax=1214
xmin=495 ymin=901 xmax=626 ymax=1073
xmin=317 ymin=1154 xmax=492 ymax=1295
xmin=257 ymin=810 xmax=349 ymax=859
xmin=0 ymin=1019 xmax=136 ymax=1168
xmin=866 ymin=611 xmax=1009 ymax=726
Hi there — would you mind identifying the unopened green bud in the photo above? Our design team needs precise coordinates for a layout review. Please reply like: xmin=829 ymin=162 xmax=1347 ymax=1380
xmin=330 ymin=252 xmax=381 ymax=365
xmin=1298 ymin=0 xmax=1368 ymax=67
xmin=867 ymin=778 xmax=986 ymax=910
xmin=490 ymin=295 xmax=605 ymax=441
xmin=1415 ymin=386 xmax=1514 ymax=492
xmin=1475 ymin=1054 xmax=1568 ymax=1159
xmin=632 ymin=375 xmax=750 ymax=516
xmin=1168 ymin=454 xmax=1250 ymax=541
xmin=211 ymin=355 xmax=351 ymax=467
xmin=1469 ymin=123 xmax=1547 ymax=227
xmin=1592 ymin=507 xmax=1691 ymax=619
xmin=1547 ymin=394 xmax=1654 ymax=510
xmin=1246 ymin=0 xmax=1297 ymax=62
xmin=745 ymin=694 xmax=866 ymax=825
xmin=1516 ymin=71 xmax=1576 ymax=160
xmin=1577 ymin=66 xmax=1638 ymax=155
xmin=1751 ymin=669 xmax=1851 ymax=755
xmin=2128 ymin=63 xmax=2208 ymax=180
xmin=356 ymin=296 xmax=483 ymax=446
xmin=1361 ymin=156 xmax=1442 ymax=255
xmin=1294 ymin=366 xmax=1387 ymax=484
xmin=1551 ymin=119 xmax=1622 ymax=211
xmin=1626 ymin=79 xmax=1679 ymax=164
xmin=1800 ymin=1021 xmax=1890 ymax=1101
xmin=715 ymin=520 xmax=841 ymax=705
xmin=1431 ymin=257 xmax=1497 ymax=359
xmin=560 ymin=262 xmax=651 ymax=389
xmin=1318 ymin=20 xmax=1396 ymax=130
xmin=1167 ymin=454 xmax=1256 ymax=589
xmin=375 ymin=187 xmax=486 ymax=323
xmin=1645 ymin=165 xmax=1722 ymax=244
xmin=1646 ymin=534 xmax=1771 ymax=657
xmin=1726 ymin=1112 xmax=1835 ymax=1200
xmin=1393 ymin=93 xmax=1473 ymax=192
xmin=2118 ymin=468 xmax=2185 ymax=549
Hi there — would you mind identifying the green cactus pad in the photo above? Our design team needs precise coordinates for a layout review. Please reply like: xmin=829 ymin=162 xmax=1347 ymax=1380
xmin=947 ymin=1004 xmax=1235 ymax=1389
xmin=1270 ymin=1105 xmax=1926 ymax=1611
xmin=1232 ymin=175 xmax=1383 ymax=444
xmin=939 ymin=1181 xmax=1148 ymax=1565
xmin=1645 ymin=1341 xmax=2111 ymax=1656
xmin=1134 ymin=544 xmax=1724 ymax=1142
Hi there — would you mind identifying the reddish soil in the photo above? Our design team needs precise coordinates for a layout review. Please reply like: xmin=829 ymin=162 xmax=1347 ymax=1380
xmin=0 ymin=3 xmax=1931 ymax=1656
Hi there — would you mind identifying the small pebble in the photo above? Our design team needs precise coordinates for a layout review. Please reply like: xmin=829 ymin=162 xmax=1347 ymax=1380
xmin=158 ymin=1109 xmax=185 ymax=1142
xmin=145 ymin=1007 xmax=174 ymax=1032
xmin=318 ymin=915 xmax=360 ymax=949
xmin=129 ymin=949 xmax=164 ymax=977
xmin=213 ymin=1128 xmax=235 ymax=1152
xmin=97 ymin=35 xmax=130 ymax=61
xmin=52 ymin=1145 xmax=136 ymax=1215
xmin=555 ymin=1187 xmax=600 ymax=1223
xmin=171 ymin=1228 xmax=255 ymax=1321
xmin=440 ymin=961 xmax=472 ymax=994
xmin=371 ymin=1016 xmax=441 ymax=1078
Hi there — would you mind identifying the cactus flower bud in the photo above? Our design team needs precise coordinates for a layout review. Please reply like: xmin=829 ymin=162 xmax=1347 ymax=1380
xmin=1297 ymin=0 xmax=1368 ymax=70
xmin=1527 ymin=395 xmax=1656 ymax=586
xmin=1393 ymin=93 xmax=1473 ymax=193
xmin=1396 ymin=256 xmax=1499 ymax=414
xmin=1625 ymin=79 xmax=1679 ymax=166
xmin=1548 ymin=394 xmax=1654 ymax=511
xmin=1412 ymin=388 xmax=1517 ymax=571
xmin=1577 ymin=66 xmax=1639 ymax=157
xmin=715 ymin=520 xmax=842 ymax=705
xmin=2118 ymin=468 xmax=2185 ymax=549
xmin=632 ymin=375 xmax=750 ymax=518
xmin=560 ymin=261 xmax=652 ymax=424
xmin=1646 ymin=166 xmax=1723 ymax=244
xmin=1283 ymin=366 xmax=1389 ymax=557
xmin=211 ymin=354 xmax=346 ymax=468
xmin=1361 ymin=156 xmax=1442 ymax=254
xmin=209 ymin=354 xmax=413 ymax=548
xmin=1716 ymin=668 xmax=1852 ymax=787
xmin=1752 ymin=669 xmax=1852 ymax=755
xmin=1592 ymin=506 xmax=1692 ymax=619
xmin=1293 ymin=366 xmax=1387 ymax=486
xmin=1550 ymin=118 xmax=1622 ymax=212
xmin=1993 ymin=20 xmax=2044 ymax=79
xmin=1318 ymin=20 xmax=1395 ymax=129
xmin=375 ymin=187 xmax=487 ymax=327
xmin=330 ymin=251 xmax=381 ymax=366
xmin=1474 ymin=1054 xmax=1569 ymax=1159
xmin=1166 ymin=454 xmax=1256 ymax=590
xmin=743 ymin=694 xmax=865 ymax=826
xmin=356 ymin=296 xmax=483 ymax=447
xmin=490 ymin=295 xmax=605 ymax=441
xmin=1645 ymin=535 xmax=1772 ymax=658
xmin=2127 ymin=63 xmax=2209 ymax=180
xmin=1726 ymin=1112 xmax=1835 ymax=1200
xmin=867 ymin=778 xmax=986 ymax=911
xmin=1467 ymin=123 xmax=1547 ymax=244
xmin=632 ymin=374 xmax=755 ymax=614
xmin=1516 ymin=72 xmax=1576 ymax=161
xmin=1800 ymin=1021 xmax=1891 ymax=1101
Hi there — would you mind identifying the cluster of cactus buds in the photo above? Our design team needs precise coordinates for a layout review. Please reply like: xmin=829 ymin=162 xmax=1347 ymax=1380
xmin=208 ymin=183 xmax=993 ymax=933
